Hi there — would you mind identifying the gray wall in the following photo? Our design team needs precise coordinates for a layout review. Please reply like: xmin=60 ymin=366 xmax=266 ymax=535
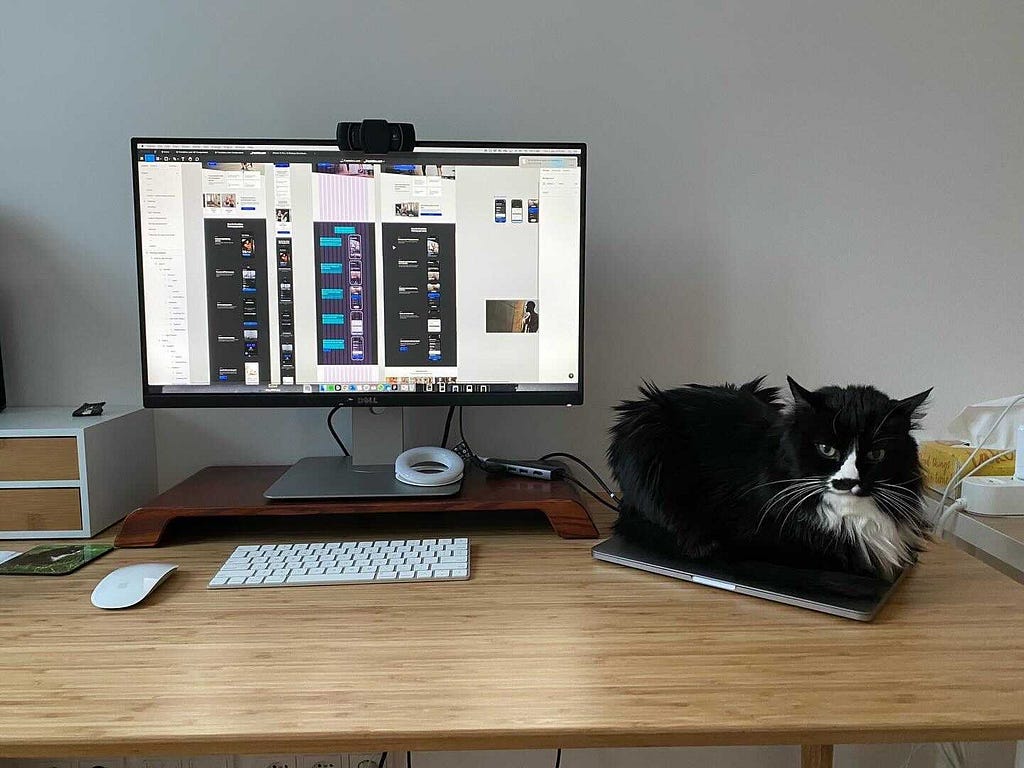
xmin=2 ymin=3 xmax=1023 ymax=765
xmin=3 ymin=1 xmax=1023 ymax=487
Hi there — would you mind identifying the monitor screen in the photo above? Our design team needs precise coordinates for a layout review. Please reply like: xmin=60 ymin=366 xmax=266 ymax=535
xmin=132 ymin=138 xmax=585 ymax=407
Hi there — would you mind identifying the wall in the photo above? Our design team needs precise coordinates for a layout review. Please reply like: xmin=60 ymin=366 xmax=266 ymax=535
xmin=1 ymin=1 xmax=1022 ymax=765
xmin=3 ymin=0 xmax=1023 ymax=487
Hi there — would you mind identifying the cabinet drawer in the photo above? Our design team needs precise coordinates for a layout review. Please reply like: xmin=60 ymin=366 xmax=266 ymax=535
xmin=0 ymin=488 xmax=83 ymax=531
xmin=0 ymin=438 xmax=80 ymax=481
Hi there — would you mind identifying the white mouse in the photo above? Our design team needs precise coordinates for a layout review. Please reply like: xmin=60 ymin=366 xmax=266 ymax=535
xmin=91 ymin=563 xmax=178 ymax=609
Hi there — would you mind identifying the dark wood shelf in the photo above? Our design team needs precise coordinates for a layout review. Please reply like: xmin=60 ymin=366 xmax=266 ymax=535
xmin=115 ymin=464 xmax=600 ymax=547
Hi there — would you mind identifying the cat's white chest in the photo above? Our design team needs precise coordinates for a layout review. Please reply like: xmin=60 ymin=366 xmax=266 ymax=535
xmin=817 ymin=492 xmax=910 ymax=576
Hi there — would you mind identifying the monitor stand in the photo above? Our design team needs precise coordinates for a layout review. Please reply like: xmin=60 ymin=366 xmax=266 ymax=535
xmin=263 ymin=407 xmax=461 ymax=500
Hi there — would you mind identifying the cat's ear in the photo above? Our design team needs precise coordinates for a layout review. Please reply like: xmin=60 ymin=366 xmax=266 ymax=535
xmin=893 ymin=388 xmax=932 ymax=423
xmin=787 ymin=376 xmax=821 ymax=409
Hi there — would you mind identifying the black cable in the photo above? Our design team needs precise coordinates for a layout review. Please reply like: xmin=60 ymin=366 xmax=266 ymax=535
xmin=555 ymin=748 xmax=562 ymax=768
xmin=456 ymin=406 xmax=490 ymax=471
xmin=407 ymin=753 xmax=412 ymax=768
xmin=538 ymin=452 xmax=616 ymax=499
xmin=441 ymin=404 xmax=456 ymax=448
xmin=458 ymin=406 xmax=473 ymax=456
xmin=378 ymin=751 xmax=387 ymax=767
xmin=563 ymin=474 xmax=618 ymax=514
xmin=327 ymin=403 xmax=351 ymax=457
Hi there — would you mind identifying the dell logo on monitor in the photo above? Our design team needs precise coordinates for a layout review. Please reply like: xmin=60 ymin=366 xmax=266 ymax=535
xmin=356 ymin=396 xmax=379 ymax=405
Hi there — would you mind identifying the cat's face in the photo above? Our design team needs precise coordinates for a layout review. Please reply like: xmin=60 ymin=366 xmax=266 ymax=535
xmin=782 ymin=377 xmax=931 ymax=575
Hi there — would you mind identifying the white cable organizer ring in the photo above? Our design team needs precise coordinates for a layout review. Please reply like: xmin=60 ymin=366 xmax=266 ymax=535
xmin=394 ymin=446 xmax=465 ymax=487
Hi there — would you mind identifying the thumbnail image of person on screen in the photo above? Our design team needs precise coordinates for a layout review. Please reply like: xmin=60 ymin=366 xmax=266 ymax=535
xmin=521 ymin=300 xmax=539 ymax=333
xmin=485 ymin=299 xmax=538 ymax=333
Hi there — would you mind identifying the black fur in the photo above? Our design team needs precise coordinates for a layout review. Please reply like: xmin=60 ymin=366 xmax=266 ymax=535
xmin=607 ymin=376 xmax=931 ymax=579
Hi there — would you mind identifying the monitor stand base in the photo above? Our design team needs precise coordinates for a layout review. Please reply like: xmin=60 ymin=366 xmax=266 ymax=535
xmin=263 ymin=455 xmax=461 ymax=500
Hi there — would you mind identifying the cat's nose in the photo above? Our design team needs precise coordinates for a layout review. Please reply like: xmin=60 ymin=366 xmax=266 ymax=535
xmin=831 ymin=478 xmax=857 ymax=491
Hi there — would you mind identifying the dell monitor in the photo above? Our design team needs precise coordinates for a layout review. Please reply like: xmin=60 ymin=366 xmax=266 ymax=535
xmin=132 ymin=136 xmax=586 ymax=496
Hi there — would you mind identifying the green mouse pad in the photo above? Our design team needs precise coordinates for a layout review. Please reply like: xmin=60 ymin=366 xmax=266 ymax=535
xmin=0 ymin=544 xmax=114 ymax=575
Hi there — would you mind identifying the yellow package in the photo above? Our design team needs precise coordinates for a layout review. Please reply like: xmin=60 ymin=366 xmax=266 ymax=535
xmin=919 ymin=440 xmax=1016 ymax=494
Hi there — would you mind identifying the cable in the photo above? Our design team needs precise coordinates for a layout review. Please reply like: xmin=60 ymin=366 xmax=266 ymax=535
xmin=934 ymin=394 xmax=1024 ymax=531
xmin=563 ymin=474 xmax=616 ymax=521
xmin=456 ymin=406 xmax=492 ymax=471
xmin=378 ymin=751 xmax=387 ymax=767
xmin=456 ymin=408 xmax=613 ymax=523
xmin=458 ymin=406 xmax=474 ymax=457
xmin=938 ymin=741 xmax=967 ymax=768
xmin=407 ymin=753 xmax=412 ymax=768
xmin=538 ymin=452 xmax=617 ymax=500
xmin=327 ymin=403 xmax=351 ymax=457
xmin=441 ymin=405 xmax=456 ymax=448
xmin=554 ymin=748 xmax=562 ymax=768
xmin=898 ymin=743 xmax=922 ymax=768
xmin=935 ymin=449 xmax=1013 ymax=534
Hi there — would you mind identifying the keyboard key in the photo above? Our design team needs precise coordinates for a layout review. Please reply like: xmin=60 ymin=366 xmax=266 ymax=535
xmin=218 ymin=569 xmax=254 ymax=579
xmin=210 ymin=576 xmax=228 ymax=586
xmin=286 ymin=572 xmax=376 ymax=584
xmin=452 ymin=569 xmax=468 ymax=578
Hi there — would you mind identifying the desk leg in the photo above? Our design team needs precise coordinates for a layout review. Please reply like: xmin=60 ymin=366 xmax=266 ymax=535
xmin=801 ymin=745 xmax=834 ymax=768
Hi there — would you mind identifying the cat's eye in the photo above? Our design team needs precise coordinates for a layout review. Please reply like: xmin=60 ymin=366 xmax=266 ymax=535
xmin=815 ymin=443 xmax=839 ymax=459
xmin=866 ymin=448 xmax=886 ymax=462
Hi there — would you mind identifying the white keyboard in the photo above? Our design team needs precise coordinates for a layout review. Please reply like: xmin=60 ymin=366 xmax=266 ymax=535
xmin=208 ymin=538 xmax=470 ymax=589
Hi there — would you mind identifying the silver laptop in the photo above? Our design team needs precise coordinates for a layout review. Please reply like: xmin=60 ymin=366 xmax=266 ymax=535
xmin=592 ymin=535 xmax=909 ymax=621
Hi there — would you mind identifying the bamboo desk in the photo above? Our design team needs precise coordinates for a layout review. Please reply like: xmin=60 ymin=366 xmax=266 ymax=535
xmin=2 ymin=500 xmax=1024 ymax=768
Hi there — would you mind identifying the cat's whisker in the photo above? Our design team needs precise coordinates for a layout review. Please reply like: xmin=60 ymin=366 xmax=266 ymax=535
xmin=877 ymin=481 xmax=921 ymax=498
xmin=758 ymin=482 xmax=826 ymax=531
xmin=778 ymin=486 xmax=825 ymax=533
xmin=758 ymin=481 xmax=825 ymax=514
xmin=758 ymin=482 xmax=823 ymax=516
xmin=874 ymin=487 xmax=924 ymax=517
xmin=739 ymin=477 xmax=827 ymax=497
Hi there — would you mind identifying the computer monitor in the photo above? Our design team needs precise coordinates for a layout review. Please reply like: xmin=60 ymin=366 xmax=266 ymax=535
xmin=132 ymin=137 xmax=585 ymax=410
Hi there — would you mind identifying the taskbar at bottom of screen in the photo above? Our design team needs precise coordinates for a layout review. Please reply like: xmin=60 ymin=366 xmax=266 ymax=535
xmin=152 ymin=382 xmax=578 ymax=395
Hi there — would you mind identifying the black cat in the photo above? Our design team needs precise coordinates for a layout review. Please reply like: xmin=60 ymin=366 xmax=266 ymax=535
xmin=607 ymin=376 xmax=932 ymax=579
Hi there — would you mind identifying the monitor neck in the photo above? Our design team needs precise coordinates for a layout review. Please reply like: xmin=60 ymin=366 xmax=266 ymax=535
xmin=351 ymin=406 xmax=406 ymax=467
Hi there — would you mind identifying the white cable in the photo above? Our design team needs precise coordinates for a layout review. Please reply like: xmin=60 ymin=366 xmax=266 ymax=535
xmin=938 ymin=741 xmax=968 ymax=768
xmin=934 ymin=394 xmax=1024 ymax=531
xmin=898 ymin=743 xmax=923 ymax=768
xmin=935 ymin=450 xmax=1014 ymax=534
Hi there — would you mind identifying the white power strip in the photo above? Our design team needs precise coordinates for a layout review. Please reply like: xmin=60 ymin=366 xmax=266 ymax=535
xmin=961 ymin=476 xmax=1024 ymax=517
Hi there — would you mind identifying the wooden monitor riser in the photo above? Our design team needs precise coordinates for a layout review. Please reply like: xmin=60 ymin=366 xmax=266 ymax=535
xmin=115 ymin=464 xmax=600 ymax=547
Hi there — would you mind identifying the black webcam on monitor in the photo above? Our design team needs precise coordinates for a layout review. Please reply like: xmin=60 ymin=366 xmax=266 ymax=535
xmin=336 ymin=119 xmax=416 ymax=153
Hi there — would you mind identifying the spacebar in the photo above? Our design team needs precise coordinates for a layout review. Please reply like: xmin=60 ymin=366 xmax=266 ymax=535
xmin=286 ymin=573 xmax=376 ymax=584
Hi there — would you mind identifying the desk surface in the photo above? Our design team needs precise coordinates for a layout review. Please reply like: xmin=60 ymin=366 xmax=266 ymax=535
xmin=3 ymin=504 xmax=1024 ymax=758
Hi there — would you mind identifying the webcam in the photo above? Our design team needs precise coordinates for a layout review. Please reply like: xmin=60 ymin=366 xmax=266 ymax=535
xmin=337 ymin=119 xmax=416 ymax=154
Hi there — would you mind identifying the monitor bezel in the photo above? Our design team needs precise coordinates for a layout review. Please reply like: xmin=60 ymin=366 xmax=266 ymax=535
xmin=131 ymin=136 xmax=586 ymax=408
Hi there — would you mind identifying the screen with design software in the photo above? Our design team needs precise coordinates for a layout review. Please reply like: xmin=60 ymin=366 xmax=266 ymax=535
xmin=132 ymin=139 xmax=585 ymax=406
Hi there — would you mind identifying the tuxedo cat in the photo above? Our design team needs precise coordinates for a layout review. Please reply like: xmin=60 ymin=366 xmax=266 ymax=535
xmin=607 ymin=377 xmax=932 ymax=579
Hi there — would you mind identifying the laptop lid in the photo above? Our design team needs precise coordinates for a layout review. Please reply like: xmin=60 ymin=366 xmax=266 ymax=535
xmin=592 ymin=535 xmax=908 ymax=621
